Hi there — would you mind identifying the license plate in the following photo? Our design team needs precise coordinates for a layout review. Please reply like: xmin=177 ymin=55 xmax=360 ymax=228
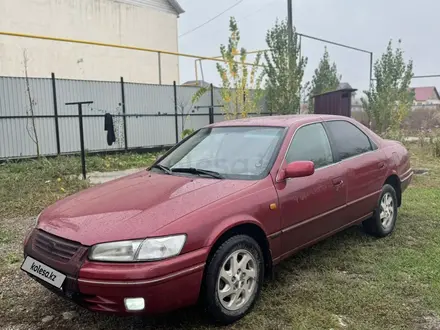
xmin=21 ymin=256 xmax=66 ymax=289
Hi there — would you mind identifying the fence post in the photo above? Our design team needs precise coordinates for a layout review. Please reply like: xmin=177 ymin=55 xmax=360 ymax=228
xmin=173 ymin=81 xmax=179 ymax=143
xmin=65 ymin=101 xmax=93 ymax=180
xmin=51 ymin=73 xmax=61 ymax=155
xmin=209 ymin=83 xmax=214 ymax=124
xmin=120 ymin=77 xmax=128 ymax=151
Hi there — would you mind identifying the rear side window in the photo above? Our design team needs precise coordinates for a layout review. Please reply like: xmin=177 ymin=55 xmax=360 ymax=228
xmin=285 ymin=123 xmax=333 ymax=168
xmin=325 ymin=120 xmax=372 ymax=160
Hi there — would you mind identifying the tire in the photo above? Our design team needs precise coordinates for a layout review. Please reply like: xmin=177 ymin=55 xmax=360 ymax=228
xmin=363 ymin=184 xmax=398 ymax=237
xmin=203 ymin=235 xmax=264 ymax=324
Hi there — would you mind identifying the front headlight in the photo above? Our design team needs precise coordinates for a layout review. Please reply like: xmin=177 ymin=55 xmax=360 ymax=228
xmin=88 ymin=235 xmax=187 ymax=262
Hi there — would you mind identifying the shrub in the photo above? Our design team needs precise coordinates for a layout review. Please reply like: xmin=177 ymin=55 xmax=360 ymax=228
xmin=181 ymin=129 xmax=195 ymax=139
xmin=382 ymin=128 xmax=406 ymax=145
xmin=430 ymin=129 xmax=440 ymax=158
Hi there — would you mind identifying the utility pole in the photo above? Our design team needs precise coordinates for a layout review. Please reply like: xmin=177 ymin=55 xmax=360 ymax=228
xmin=287 ymin=0 xmax=293 ymax=47
xmin=287 ymin=0 xmax=294 ymax=113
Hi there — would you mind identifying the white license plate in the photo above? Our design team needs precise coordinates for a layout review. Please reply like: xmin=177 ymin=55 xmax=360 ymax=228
xmin=21 ymin=256 xmax=66 ymax=289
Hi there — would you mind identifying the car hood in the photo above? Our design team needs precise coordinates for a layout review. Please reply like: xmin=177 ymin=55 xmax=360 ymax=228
xmin=38 ymin=171 xmax=256 ymax=246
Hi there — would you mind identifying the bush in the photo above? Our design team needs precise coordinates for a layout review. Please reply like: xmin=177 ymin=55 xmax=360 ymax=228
xmin=381 ymin=128 xmax=406 ymax=145
xmin=430 ymin=130 xmax=440 ymax=158
xmin=412 ymin=128 xmax=440 ymax=158
xmin=404 ymin=106 xmax=440 ymax=131
xmin=418 ymin=129 xmax=428 ymax=149
xmin=181 ymin=129 xmax=195 ymax=139
xmin=351 ymin=110 xmax=370 ymax=128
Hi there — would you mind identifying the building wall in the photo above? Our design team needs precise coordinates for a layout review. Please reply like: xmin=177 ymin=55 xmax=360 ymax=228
xmin=414 ymin=100 xmax=440 ymax=105
xmin=0 ymin=0 xmax=179 ymax=84
xmin=430 ymin=90 xmax=440 ymax=102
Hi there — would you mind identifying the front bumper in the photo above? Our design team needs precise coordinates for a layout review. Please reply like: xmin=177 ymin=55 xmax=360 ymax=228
xmin=23 ymin=229 xmax=208 ymax=315
xmin=76 ymin=251 xmax=207 ymax=314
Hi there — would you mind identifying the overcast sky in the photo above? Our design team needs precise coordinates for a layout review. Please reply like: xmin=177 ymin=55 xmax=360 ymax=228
xmin=177 ymin=0 xmax=440 ymax=95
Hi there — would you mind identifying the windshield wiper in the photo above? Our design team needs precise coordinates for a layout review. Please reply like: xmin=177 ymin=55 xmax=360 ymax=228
xmin=150 ymin=164 xmax=173 ymax=175
xmin=171 ymin=167 xmax=224 ymax=179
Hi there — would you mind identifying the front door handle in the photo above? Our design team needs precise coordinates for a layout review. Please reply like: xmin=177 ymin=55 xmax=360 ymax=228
xmin=378 ymin=162 xmax=385 ymax=169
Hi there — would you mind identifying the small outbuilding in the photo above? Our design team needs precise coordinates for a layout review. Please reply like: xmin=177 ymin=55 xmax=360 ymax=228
xmin=314 ymin=83 xmax=357 ymax=117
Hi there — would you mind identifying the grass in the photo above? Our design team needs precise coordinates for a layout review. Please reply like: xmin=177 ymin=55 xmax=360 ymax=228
xmin=3 ymin=252 xmax=21 ymax=265
xmin=0 ymin=152 xmax=158 ymax=218
xmin=0 ymin=146 xmax=440 ymax=329
xmin=84 ymin=152 xmax=160 ymax=172
xmin=0 ymin=229 xmax=12 ymax=244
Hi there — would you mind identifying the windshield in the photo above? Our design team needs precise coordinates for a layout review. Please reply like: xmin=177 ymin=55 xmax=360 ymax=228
xmin=156 ymin=126 xmax=286 ymax=180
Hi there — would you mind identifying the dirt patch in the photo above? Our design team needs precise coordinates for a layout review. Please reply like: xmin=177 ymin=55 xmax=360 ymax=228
xmin=414 ymin=168 xmax=430 ymax=175
xmin=417 ymin=313 xmax=440 ymax=330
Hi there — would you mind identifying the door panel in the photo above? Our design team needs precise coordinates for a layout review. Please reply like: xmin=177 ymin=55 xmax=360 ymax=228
xmin=276 ymin=164 xmax=347 ymax=255
xmin=274 ymin=122 xmax=349 ymax=256
xmin=342 ymin=151 xmax=388 ymax=219
xmin=324 ymin=120 xmax=388 ymax=220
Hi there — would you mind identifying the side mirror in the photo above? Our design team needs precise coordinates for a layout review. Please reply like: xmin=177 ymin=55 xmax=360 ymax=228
xmin=280 ymin=161 xmax=315 ymax=180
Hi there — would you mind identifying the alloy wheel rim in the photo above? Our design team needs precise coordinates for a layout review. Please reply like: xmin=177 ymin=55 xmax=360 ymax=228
xmin=380 ymin=192 xmax=394 ymax=230
xmin=217 ymin=249 xmax=258 ymax=311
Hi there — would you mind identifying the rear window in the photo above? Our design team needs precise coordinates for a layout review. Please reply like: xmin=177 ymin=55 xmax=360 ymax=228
xmin=325 ymin=121 xmax=373 ymax=160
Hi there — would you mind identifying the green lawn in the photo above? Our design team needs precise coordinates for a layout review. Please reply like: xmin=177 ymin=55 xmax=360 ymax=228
xmin=0 ymin=147 xmax=440 ymax=329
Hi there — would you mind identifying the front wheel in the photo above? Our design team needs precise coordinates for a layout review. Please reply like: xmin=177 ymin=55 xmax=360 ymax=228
xmin=203 ymin=235 xmax=264 ymax=324
xmin=363 ymin=184 xmax=398 ymax=237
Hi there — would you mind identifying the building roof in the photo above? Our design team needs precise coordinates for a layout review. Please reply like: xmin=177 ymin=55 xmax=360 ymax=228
xmin=313 ymin=82 xmax=357 ymax=98
xmin=337 ymin=82 xmax=355 ymax=90
xmin=411 ymin=86 xmax=440 ymax=101
xmin=182 ymin=80 xmax=212 ymax=87
xmin=167 ymin=0 xmax=184 ymax=14
xmin=114 ymin=0 xmax=184 ymax=15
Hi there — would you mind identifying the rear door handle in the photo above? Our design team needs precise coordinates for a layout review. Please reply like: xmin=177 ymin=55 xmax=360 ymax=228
xmin=332 ymin=178 xmax=344 ymax=186
xmin=378 ymin=162 xmax=385 ymax=169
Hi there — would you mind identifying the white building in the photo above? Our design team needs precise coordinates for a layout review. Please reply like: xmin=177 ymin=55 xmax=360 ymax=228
xmin=0 ymin=0 xmax=184 ymax=83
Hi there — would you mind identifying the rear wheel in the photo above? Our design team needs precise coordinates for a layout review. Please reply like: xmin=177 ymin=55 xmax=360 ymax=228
xmin=363 ymin=184 xmax=398 ymax=237
xmin=203 ymin=235 xmax=264 ymax=324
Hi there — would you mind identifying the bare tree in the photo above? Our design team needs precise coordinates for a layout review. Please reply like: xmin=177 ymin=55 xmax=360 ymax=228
xmin=23 ymin=49 xmax=40 ymax=158
xmin=172 ymin=96 xmax=197 ymax=138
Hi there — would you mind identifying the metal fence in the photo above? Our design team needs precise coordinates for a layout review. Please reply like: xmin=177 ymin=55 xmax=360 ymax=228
xmin=0 ymin=75 xmax=270 ymax=160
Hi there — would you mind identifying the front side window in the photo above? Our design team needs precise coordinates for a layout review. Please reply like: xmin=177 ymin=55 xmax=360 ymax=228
xmin=285 ymin=123 xmax=333 ymax=168
xmin=325 ymin=120 xmax=372 ymax=160
xmin=157 ymin=126 xmax=286 ymax=180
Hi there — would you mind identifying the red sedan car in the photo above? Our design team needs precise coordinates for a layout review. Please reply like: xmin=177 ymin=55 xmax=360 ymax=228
xmin=22 ymin=115 xmax=412 ymax=324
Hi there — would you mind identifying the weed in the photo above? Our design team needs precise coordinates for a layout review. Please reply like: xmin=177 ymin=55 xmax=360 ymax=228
xmin=382 ymin=128 xmax=406 ymax=144
xmin=5 ymin=253 xmax=21 ymax=265
xmin=430 ymin=130 xmax=440 ymax=158
xmin=0 ymin=229 xmax=12 ymax=244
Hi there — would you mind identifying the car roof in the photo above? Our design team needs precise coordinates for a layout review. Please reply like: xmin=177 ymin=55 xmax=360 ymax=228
xmin=208 ymin=114 xmax=348 ymax=128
